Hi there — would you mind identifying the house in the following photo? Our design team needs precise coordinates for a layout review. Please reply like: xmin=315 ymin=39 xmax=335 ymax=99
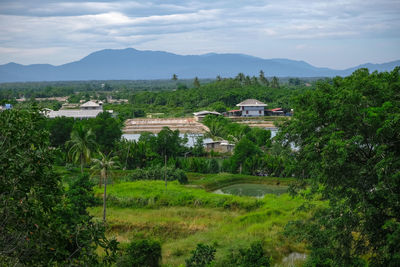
xmin=46 ymin=100 xmax=110 ymax=119
xmin=265 ymin=108 xmax=285 ymax=116
xmin=226 ymin=109 xmax=242 ymax=117
xmin=193 ymin=110 xmax=221 ymax=121
xmin=236 ymin=99 xmax=267 ymax=117
xmin=205 ymin=140 xmax=235 ymax=153
xmin=80 ymin=100 xmax=102 ymax=110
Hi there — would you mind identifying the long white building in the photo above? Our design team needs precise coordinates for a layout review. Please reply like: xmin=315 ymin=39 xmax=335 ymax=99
xmin=46 ymin=101 xmax=110 ymax=119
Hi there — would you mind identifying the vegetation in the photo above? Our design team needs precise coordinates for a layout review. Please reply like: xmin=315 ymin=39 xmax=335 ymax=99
xmin=0 ymin=107 xmax=117 ymax=265
xmin=117 ymin=239 xmax=162 ymax=267
xmin=2 ymin=68 xmax=399 ymax=266
xmin=279 ymin=67 xmax=400 ymax=266
xmin=185 ymin=243 xmax=216 ymax=267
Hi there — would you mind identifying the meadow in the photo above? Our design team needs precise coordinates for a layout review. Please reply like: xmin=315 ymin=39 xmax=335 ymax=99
xmin=88 ymin=172 xmax=322 ymax=266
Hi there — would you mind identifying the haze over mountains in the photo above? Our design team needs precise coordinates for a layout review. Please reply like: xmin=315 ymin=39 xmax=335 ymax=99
xmin=0 ymin=48 xmax=398 ymax=82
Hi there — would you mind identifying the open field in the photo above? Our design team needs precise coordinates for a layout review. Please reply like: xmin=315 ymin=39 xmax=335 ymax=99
xmin=88 ymin=174 xmax=323 ymax=266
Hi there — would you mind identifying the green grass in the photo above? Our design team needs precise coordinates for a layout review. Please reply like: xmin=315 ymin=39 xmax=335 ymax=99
xmin=94 ymin=180 xmax=262 ymax=210
xmin=90 ymin=190 xmax=318 ymax=266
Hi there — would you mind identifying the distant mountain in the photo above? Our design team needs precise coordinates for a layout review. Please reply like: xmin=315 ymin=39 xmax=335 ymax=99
xmin=0 ymin=48 xmax=398 ymax=82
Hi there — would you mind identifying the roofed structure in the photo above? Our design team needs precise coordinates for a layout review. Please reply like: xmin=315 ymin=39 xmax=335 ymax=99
xmin=236 ymin=99 xmax=267 ymax=107
xmin=236 ymin=99 xmax=267 ymax=117
xmin=193 ymin=110 xmax=221 ymax=121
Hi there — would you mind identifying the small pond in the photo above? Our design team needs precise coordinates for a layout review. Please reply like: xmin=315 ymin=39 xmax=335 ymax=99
xmin=214 ymin=183 xmax=288 ymax=198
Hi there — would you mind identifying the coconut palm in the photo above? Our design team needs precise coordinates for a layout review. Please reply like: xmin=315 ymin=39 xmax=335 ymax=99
xmin=66 ymin=124 xmax=97 ymax=173
xmin=91 ymin=151 xmax=119 ymax=222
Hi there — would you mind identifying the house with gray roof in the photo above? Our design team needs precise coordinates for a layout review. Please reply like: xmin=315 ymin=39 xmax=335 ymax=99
xmin=46 ymin=100 xmax=110 ymax=119
xmin=236 ymin=99 xmax=267 ymax=117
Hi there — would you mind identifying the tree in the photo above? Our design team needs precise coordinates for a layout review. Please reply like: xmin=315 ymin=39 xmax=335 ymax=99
xmin=194 ymin=77 xmax=201 ymax=88
xmin=46 ymin=116 xmax=75 ymax=147
xmin=66 ymin=124 xmax=97 ymax=173
xmin=279 ymin=68 xmax=400 ymax=266
xmin=0 ymin=107 xmax=117 ymax=265
xmin=259 ymin=70 xmax=269 ymax=86
xmin=87 ymin=111 xmax=122 ymax=153
xmin=270 ymin=76 xmax=280 ymax=88
xmin=91 ymin=151 xmax=119 ymax=222
xmin=171 ymin=73 xmax=178 ymax=81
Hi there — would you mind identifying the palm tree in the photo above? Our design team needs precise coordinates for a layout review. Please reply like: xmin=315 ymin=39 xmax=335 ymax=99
xmin=91 ymin=151 xmax=119 ymax=222
xmin=66 ymin=124 xmax=97 ymax=174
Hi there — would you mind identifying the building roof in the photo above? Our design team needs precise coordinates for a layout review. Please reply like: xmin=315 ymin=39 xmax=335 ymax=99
xmin=193 ymin=110 xmax=221 ymax=116
xmin=80 ymin=101 xmax=100 ymax=108
xmin=47 ymin=109 xmax=103 ymax=119
xmin=236 ymin=99 xmax=267 ymax=107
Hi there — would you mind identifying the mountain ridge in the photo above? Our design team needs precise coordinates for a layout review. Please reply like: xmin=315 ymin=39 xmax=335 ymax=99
xmin=0 ymin=48 xmax=398 ymax=82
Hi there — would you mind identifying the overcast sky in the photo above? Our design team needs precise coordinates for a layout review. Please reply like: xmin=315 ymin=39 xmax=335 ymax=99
xmin=0 ymin=0 xmax=399 ymax=69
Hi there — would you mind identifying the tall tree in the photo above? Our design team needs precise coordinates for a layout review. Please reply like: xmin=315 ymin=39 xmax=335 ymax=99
xmin=270 ymin=76 xmax=280 ymax=88
xmin=91 ymin=151 xmax=119 ymax=222
xmin=193 ymin=77 xmax=201 ymax=88
xmin=66 ymin=124 xmax=97 ymax=173
xmin=171 ymin=73 xmax=178 ymax=81
xmin=279 ymin=68 xmax=400 ymax=266
xmin=259 ymin=70 xmax=269 ymax=86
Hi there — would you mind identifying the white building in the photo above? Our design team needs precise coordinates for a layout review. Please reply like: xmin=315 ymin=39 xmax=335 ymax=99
xmin=46 ymin=100 xmax=110 ymax=119
xmin=236 ymin=99 xmax=267 ymax=117
xmin=193 ymin=110 xmax=221 ymax=121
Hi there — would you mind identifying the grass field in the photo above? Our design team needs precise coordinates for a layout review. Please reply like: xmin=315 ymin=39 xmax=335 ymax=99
xmin=87 ymin=173 xmax=321 ymax=266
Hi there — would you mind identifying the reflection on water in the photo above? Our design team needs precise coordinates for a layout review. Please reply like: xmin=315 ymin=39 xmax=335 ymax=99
xmin=214 ymin=183 xmax=288 ymax=198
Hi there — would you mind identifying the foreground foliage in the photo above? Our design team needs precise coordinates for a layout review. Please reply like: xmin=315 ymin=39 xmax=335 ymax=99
xmin=279 ymin=68 xmax=400 ymax=266
xmin=0 ymin=107 xmax=117 ymax=265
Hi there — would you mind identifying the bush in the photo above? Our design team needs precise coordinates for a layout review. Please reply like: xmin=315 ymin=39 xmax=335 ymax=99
xmin=130 ymin=166 xmax=188 ymax=184
xmin=226 ymin=241 xmax=270 ymax=267
xmin=185 ymin=243 xmax=216 ymax=267
xmin=117 ymin=239 xmax=162 ymax=267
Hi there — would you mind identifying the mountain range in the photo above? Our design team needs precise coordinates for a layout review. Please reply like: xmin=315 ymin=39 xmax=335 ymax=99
xmin=0 ymin=48 xmax=399 ymax=82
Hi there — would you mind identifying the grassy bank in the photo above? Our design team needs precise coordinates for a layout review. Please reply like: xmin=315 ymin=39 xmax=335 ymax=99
xmin=187 ymin=172 xmax=295 ymax=191
xmin=94 ymin=180 xmax=262 ymax=210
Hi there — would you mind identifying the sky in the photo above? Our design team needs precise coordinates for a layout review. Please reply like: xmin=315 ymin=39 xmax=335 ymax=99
xmin=0 ymin=0 xmax=399 ymax=69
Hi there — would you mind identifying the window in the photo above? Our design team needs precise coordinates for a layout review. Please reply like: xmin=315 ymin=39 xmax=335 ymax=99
xmin=246 ymin=110 xmax=249 ymax=114
xmin=259 ymin=110 xmax=262 ymax=114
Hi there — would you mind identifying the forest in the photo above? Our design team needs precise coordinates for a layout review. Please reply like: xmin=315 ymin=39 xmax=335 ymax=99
xmin=1 ymin=68 xmax=399 ymax=266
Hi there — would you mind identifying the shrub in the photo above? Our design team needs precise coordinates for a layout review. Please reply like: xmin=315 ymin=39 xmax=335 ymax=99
xmin=117 ymin=239 xmax=162 ymax=267
xmin=185 ymin=243 xmax=216 ymax=267
xmin=226 ymin=241 xmax=270 ymax=267
xmin=130 ymin=166 xmax=188 ymax=184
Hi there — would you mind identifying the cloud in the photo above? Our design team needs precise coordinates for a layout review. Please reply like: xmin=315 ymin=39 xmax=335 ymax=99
xmin=0 ymin=0 xmax=399 ymax=68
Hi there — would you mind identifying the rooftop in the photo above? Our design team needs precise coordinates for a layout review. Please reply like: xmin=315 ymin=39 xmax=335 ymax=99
xmin=80 ymin=101 xmax=100 ymax=108
xmin=236 ymin=99 xmax=268 ymax=107
xmin=193 ymin=110 xmax=221 ymax=116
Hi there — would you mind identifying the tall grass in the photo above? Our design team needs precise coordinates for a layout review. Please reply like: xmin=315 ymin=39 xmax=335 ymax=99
xmin=94 ymin=180 xmax=262 ymax=210
xmin=90 ymin=180 xmax=324 ymax=266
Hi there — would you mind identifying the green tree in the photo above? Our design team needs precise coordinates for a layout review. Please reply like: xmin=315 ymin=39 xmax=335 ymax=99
xmin=0 ymin=107 xmax=117 ymax=265
xmin=279 ymin=68 xmax=400 ymax=266
xmin=91 ymin=151 xmax=119 ymax=222
xmin=270 ymin=76 xmax=280 ymax=88
xmin=66 ymin=124 xmax=97 ymax=173
xmin=259 ymin=70 xmax=269 ymax=86
xmin=87 ymin=111 xmax=122 ymax=153
xmin=194 ymin=76 xmax=201 ymax=88
xmin=171 ymin=73 xmax=178 ymax=81
xmin=46 ymin=116 xmax=75 ymax=147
